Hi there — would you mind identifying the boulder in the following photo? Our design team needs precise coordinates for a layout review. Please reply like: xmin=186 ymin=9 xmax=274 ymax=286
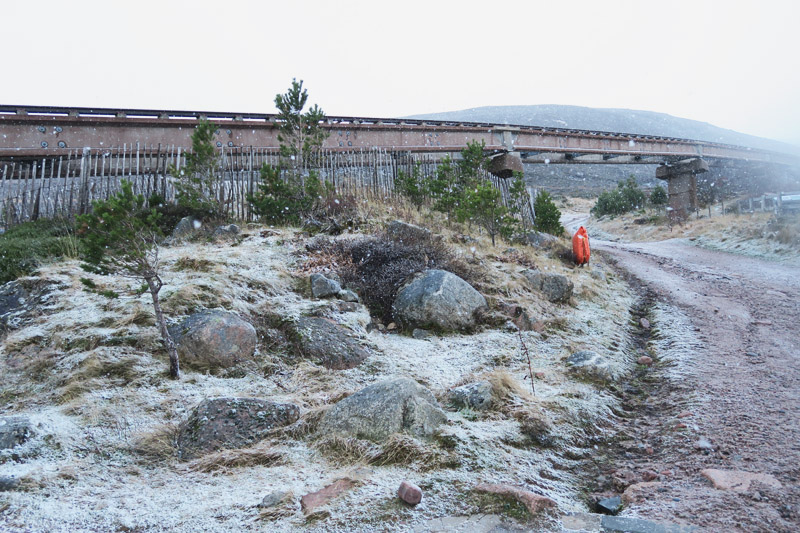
xmin=393 ymin=270 xmax=487 ymax=332
xmin=170 ymin=310 xmax=257 ymax=370
xmin=310 ymin=274 xmax=342 ymax=299
xmin=386 ymin=220 xmax=432 ymax=242
xmin=171 ymin=216 xmax=201 ymax=242
xmin=1 ymin=279 xmax=60 ymax=335
xmin=567 ymin=350 xmax=613 ymax=381
xmin=524 ymin=231 xmax=560 ymax=248
xmin=0 ymin=416 xmax=33 ymax=450
xmin=290 ymin=317 xmax=369 ymax=370
xmin=337 ymin=289 xmax=359 ymax=303
xmin=523 ymin=270 xmax=573 ymax=303
xmin=318 ymin=377 xmax=447 ymax=442
xmin=449 ymin=381 xmax=493 ymax=411
xmin=177 ymin=397 xmax=300 ymax=460
xmin=212 ymin=224 xmax=240 ymax=242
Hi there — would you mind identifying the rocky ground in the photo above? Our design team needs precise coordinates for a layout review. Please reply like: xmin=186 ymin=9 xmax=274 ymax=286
xmin=0 ymin=209 xmax=645 ymax=532
xmin=1 ymin=201 xmax=797 ymax=532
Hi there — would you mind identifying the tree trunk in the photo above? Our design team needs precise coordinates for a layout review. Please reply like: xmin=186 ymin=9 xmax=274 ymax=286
xmin=147 ymin=276 xmax=180 ymax=379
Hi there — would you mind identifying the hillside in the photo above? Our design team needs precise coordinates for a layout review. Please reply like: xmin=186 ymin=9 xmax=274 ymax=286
xmin=408 ymin=105 xmax=800 ymax=156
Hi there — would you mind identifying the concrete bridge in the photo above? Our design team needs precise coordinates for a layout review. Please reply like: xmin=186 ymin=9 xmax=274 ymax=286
xmin=2 ymin=105 xmax=799 ymax=218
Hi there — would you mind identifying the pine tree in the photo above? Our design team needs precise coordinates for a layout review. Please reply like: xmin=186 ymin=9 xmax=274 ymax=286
xmin=533 ymin=191 xmax=564 ymax=236
xmin=274 ymin=78 xmax=328 ymax=172
xmin=77 ymin=181 xmax=181 ymax=379
xmin=171 ymin=117 xmax=220 ymax=213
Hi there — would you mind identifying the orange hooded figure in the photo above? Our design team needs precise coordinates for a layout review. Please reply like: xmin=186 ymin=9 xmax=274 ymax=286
xmin=572 ymin=226 xmax=590 ymax=265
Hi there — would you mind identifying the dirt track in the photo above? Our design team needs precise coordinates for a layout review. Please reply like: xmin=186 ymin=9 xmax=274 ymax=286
xmin=585 ymin=228 xmax=800 ymax=531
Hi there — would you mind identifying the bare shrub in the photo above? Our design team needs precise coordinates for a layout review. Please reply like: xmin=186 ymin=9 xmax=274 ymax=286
xmin=319 ymin=224 xmax=480 ymax=322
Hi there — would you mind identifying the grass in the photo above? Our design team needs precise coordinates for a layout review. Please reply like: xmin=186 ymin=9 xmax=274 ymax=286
xmin=186 ymin=445 xmax=285 ymax=473
xmin=173 ymin=257 xmax=217 ymax=272
xmin=314 ymin=432 xmax=452 ymax=469
xmin=132 ymin=423 xmax=180 ymax=463
xmin=0 ymin=218 xmax=80 ymax=283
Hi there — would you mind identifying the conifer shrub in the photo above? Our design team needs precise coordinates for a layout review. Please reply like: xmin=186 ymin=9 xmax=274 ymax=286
xmin=532 ymin=191 xmax=564 ymax=236
xmin=591 ymin=177 xmax=646 ymax=217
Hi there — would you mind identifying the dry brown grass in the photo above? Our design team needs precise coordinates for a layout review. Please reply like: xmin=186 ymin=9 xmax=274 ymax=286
xmin=113 ymin=304 xmax=155 ymax=328
xmin=270 ymin=406 xmax=329 ymax=440
xmin=161 ymin=284 xmax=231 ymax=315
xmin=315 ymin=432 xmax=450 ymax=468
xmin=486 ymin=369 xmax=533 ymax=405
xmin=131 ymin=423 xmax=180 ymax=463
xmin=186 ymin=445 xmax=285 ymax=473
xmin=173 ymin=257 xmax=218 ymax=272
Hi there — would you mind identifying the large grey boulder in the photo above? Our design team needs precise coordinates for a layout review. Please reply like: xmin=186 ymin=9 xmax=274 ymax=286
xmin=523 ymin=270 xmax=574 ymax=303
xmin=566 ymin=350 xmax=613 ymax=381
xmin=319 ymin=377 xmax=447 ymax=442
xmin=289 ymin=317 xmax=369 ymax=370
xmin=393 ymin=270 xmax=487 ymax=332
xmin=177 ymin=397 xmax=300 ymax=460
xmin=170 ymin=310 xmax=257 ymax=370
xmin=0 ymin=416 xmax=33 ymax=450
xmin=310 ymin=274 xmax=342 ymax=299
xmin=1 ymin=279 xmax=60 ymax=335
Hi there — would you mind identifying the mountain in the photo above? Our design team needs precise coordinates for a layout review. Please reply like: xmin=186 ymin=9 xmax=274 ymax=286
xmin=407 ymin=105 xmax=800 ymax=156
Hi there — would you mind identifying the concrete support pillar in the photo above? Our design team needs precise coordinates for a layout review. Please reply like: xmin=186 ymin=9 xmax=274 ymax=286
xmin=655 ymin=158 xmax=709 ymax=222
xmin=488 ymin=151 xmax=524 ymax=178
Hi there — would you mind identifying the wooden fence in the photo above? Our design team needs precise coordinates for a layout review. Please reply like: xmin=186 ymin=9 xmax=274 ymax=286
xmin=0 ymin=144 xmax=533 ymax=230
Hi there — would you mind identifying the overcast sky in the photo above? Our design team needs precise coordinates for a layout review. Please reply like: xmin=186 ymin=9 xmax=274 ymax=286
xmin=3 ymin=0 xmax=799 ymax=145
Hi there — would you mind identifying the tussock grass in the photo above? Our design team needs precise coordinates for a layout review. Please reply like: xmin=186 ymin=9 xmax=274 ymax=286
xmin=274 ymin=407 xmax=329 ymax=440
xmin=487 ymin=369 xmax=533 ymax=406
xmin=186 ymin=445 xmax=285 ymax=473
xmin=113 ymin=304 xmax=155 ymax=327
xmin=315 ymin=433 xmax=451 ymax=469
xmin=173 ymin=257 xmax=218 ymax=272
xmin=161 ymin=284 xmax=231 ymax=315
xmin=132 ymin=424 xmax=180 ymax=463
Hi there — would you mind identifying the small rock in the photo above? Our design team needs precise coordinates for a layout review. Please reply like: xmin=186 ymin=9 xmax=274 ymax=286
xmin=258 ymin=491 xmax=291 ymax=508
xmin=622 ymin=481 xmax=662 ymax=504
xmin=398 ymin=481 xmax=423 ymax=506
xmin=310 ymin=274 xmax=342 ymax=299
xmin=660 ymin=470 xmax=673 ymax=476
xmin=337 ymin=301 xmax=359 ymax=313
xmin=645 ymin=447 xmax=655 ymax=455
xmin=522 ymin=270 xmax=574 ymax=303
xmin=640 ymin=318 xmax=650 ymax=329
xmin=701 ymin=469 xmax=782 ymax=492
xmin=675 ymin=423 xmax=687 ymax=429
xmin=301 ymin=478 xmax=357 ymax=515
xmin=411 ymin=328 xmax=431 ymax=340
xmin=567 ymin=350 xmax=613 ymax=381
xmin=387 ymin=322 xmax=397 ymax=331
xmin=535 ymin=371 xmax=546 ymax=379
xmin=596 ymin=495 xmax=623 ymax=515
xmin=641 ymin=470 xmax=659 ymax=481
xmin=745 ymin=352 xmax=759 ymax=358
xmin=601 ymin=515 xmax=697 ymax=533
xmin=449 ymin=381 xmax=493 ymax=411
xmin=694 ymin=438 xmax=714 ymax=451
xmin=170 ymin=216 xmax=201 ymax=242
xmin=0 ymin=416 xmax=33 ymax=450
xmin=337 ymin=289 xmax=359 ymax=302
xmin=474 ymin=483 xmax=556 ymax=515
xmin=677 ymin=412 xmax=693 ymax=418
xmin=637 ymin=356 xmax=654 ymax=366
xmin=0 ymin=476 xmax=20 ymax=491
xmin=211 ymin=224 xmax=240 ymax=242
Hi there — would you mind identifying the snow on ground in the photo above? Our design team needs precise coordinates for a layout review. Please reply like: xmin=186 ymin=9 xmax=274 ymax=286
xmin=0 ymin=224 xmax=643 ymax=532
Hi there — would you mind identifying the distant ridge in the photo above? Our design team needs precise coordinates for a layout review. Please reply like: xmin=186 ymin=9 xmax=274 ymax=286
xmin=407 ymin=105 xmax=800 ymax=156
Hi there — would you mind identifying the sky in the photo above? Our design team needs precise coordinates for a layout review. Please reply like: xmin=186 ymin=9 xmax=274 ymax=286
xmin=3 ymin=0 xmax=799 ymax=145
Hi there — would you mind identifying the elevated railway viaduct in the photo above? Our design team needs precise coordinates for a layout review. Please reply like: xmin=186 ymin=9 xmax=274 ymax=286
xmin=2 ymin=105 xmax=799 ymax=218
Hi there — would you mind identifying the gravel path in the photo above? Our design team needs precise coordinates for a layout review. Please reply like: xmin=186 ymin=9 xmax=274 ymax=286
xmin=591 ymin=234 xmax=800 ymax=532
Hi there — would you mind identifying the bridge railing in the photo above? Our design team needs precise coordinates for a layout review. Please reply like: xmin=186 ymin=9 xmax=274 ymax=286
xmin=0 ymin=145 xmax=532 ymax=231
